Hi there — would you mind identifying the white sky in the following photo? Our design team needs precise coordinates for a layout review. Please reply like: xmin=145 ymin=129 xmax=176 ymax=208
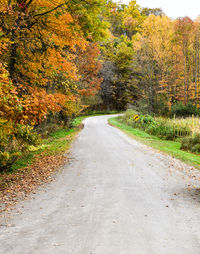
xmin=119 ymin=0 xmax=200 ymax=20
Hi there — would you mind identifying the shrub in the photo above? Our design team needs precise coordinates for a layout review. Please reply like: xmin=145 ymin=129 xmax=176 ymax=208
xmin=157 ymin=123 xmax=174 ymax=140
xmin=0 ymin=120 xmax=40 ymax=171
xmin=36 ymin=123 xmax=60 ymax=138
xmin=140 ymin=114 xmax=155 ymax=127
xmin=155 ymin=94 xmax=170 ymax=116
xmin=181 ymin=134 xmax=200 ymax=154
xmin=16 ymin=125 xmax=40 ymax=146
xmin=180 ymin=137 xmax=191 ymax=151
xmin=191 ymin=144 xmax=200 ymax=153
xmin=120 ymin=109 xmax=138 ymax=125
xmin=171 ymin=102 xmax=199 ymax=117
xmin=145 ymin=120 xmax=174 ymax=140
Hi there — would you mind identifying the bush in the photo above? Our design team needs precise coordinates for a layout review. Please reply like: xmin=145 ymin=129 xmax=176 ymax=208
xmin=191 ymin=144 xmax=200 ymax=153
xmin=36 ymin=122 xmax=61 ymax=138
xmin=156 ymin=123 xmax=174 ymax=140
xmin=16 ymin=125 xmax=40 ymax=146
xmin=181 ymin=137 xmax=191 ymax=151
xmin=0 ymin=120 xmax=40 ymax=171
xmin=155 ymin=94 xmax=170 ymax=116
xmin=171 ymin=102 xmax=199 ymax=117
xmin=144 ymin=120 xmax=174 ymax=140
xmin=140 ymin=114 xmax=155 ymax=126
xmin=181 ymin=134 xmax=200 ymax=154
xmin=120 ymin=109 xmax=138 ymax=124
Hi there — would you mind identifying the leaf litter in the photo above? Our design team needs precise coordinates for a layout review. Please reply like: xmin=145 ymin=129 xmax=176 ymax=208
xmin=0 ymin=153 xmax=66 ymax=213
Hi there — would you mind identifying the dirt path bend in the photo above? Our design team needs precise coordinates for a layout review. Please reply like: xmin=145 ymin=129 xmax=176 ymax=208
xmin=0 ymin=115 xmax=200 ymax=254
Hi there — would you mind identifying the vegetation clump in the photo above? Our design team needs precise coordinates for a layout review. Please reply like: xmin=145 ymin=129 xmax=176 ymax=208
xmin=0 ymin=120 xmax=40 ymax=170
xmin=171 ymin=102 xmax=200 ymax=117
xmin=119 ymin=110 xmax=198 ymax=146
xmin=181 ymin=134 xmax=200 ymax=154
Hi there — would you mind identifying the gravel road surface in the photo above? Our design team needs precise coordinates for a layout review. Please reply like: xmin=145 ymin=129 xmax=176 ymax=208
xmin=0 ymin=115 xmax=200 ymax=254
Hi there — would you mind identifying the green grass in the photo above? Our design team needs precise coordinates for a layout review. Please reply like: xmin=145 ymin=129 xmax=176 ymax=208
xmin=71 ymin=115 xmax=87 ymax=127
xmin=10 ymin=126 xmax=81 ymax=172
xmin=49 ymin=128 xmax=75 ymax=139
xmin=109 ymin=117 xmax=200 ymax=169
xmin=9 ymin=153 xmax=35 ymax=172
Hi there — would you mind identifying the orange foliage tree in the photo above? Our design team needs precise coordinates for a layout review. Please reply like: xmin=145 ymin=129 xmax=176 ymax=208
xmin=0 ymin=0 xmax=107 ymax=168
xmin=0 ymin=0 xmax=107 ymax=124
xmin=78 ymin=43 xmax=103 ymax=98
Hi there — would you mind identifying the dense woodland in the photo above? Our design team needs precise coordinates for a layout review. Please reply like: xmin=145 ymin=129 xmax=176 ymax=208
xmin=1 ymin=0 xmax=200 ymax=168
xmin=101 ymin=2 xmax=200 ymax=113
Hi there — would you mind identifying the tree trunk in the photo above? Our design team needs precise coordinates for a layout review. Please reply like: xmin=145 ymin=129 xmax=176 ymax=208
xmin=183 ymin=41 xmax=187 ymax=105
xmin=9 ymin=30 xmax=17 ymax=82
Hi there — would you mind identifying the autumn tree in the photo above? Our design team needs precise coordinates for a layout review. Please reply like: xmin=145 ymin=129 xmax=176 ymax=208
xmin=130 ymin=14 xmax=200 ymax=113
xmin=174 ymin=17 xmax=194 ymax=104
xmin=132 ymin=15 xmax=175 ymax=112
xmin=0 ymin=0 xmax=108 ymax=117
xmin=191 ymin=19 xmax=200 ymax=104
xmin=0 ymin=0 xmax=108 ymax=168
xmin=101 ymin=36 xmax=138 ymax=110
xmin=141 ymin=7 xmax=165 ymax=17
xmin=77 ymin=43 xmax=103 ymax=106
xmin=100 ymin=1 xmax=145 ymax=110
xmin=122 ymin=0 xmax=145 ymax=39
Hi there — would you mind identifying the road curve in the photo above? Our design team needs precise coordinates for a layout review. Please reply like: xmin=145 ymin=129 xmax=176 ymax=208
xmin=0 ymin=115 xmax=200 ymax=254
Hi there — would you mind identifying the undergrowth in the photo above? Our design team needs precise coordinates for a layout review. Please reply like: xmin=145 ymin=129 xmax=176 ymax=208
xmin=3 ymin=116 xmax=85 ymax=173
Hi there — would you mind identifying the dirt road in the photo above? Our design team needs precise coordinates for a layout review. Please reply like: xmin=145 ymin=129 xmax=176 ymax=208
xmin=0 ymin=115 xmax=200 ymax=254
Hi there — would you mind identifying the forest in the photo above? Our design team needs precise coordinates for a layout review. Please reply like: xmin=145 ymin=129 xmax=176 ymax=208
xmin=1 ymin=0 xmax=200 ymax=170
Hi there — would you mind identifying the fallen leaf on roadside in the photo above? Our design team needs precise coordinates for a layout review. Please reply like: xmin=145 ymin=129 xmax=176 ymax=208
xmin=0 ymin=154 xmax=66 ymax=213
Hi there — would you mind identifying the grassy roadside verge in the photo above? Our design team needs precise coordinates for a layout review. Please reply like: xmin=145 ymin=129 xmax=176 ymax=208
xmin=109 ymin=117 xmax=200 ymax=169
xmin=9 ymin=115 xmax=86 ymax=172
xmin=0 ymin=115 xmax=86 ymax=212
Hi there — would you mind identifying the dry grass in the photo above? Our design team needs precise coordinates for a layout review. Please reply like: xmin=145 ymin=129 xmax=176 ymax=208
xmin=155 ymin=116 xmax=200 ymax=136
